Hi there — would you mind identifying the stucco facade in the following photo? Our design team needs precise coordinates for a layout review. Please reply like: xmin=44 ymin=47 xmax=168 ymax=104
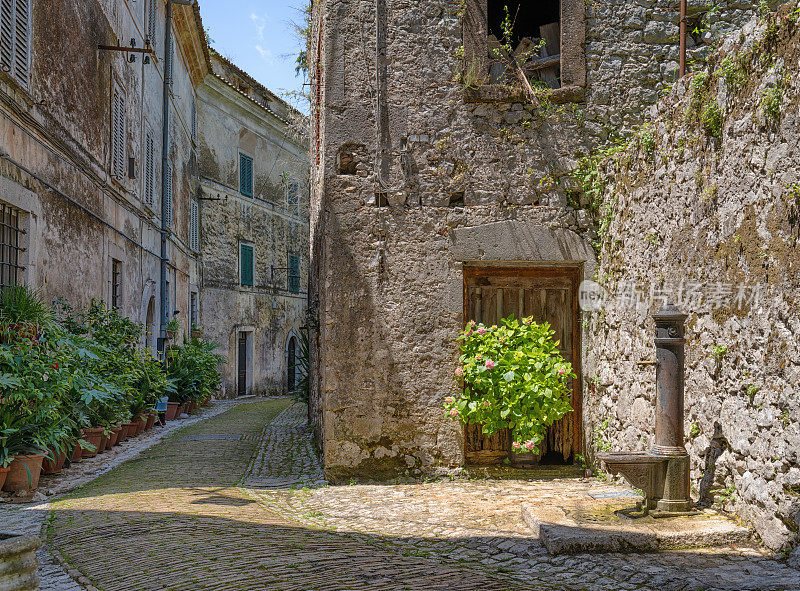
xmin=197 ymin=54 xmax=309 ymax=397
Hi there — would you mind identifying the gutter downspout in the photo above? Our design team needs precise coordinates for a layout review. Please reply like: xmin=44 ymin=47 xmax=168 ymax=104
xmin=159 ymin=0 xmax=174 ymax=356
xmin=679 ymin=0 xmax=687 ymax=77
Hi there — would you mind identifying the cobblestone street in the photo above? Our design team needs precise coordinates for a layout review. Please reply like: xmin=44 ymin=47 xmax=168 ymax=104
xmin=37 ymin=400 xmax=800 ymax=591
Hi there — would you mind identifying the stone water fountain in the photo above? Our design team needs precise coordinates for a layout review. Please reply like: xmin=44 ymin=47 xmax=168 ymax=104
xmin=598 ymin=303 xmax=696 ymax=516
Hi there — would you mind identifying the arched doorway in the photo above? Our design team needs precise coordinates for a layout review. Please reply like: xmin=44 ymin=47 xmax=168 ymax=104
xmin=287 ymin=336 xmax=297 ymax=393
xmin=145 ymin=296 xmax=156 ymax=354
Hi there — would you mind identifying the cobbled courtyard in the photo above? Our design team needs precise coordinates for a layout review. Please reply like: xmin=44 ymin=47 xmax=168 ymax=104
xmin=8 ymin=399 xmax=796 ymax=590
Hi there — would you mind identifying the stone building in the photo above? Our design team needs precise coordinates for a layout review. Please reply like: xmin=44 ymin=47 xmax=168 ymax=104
xmin=0 ymin=0 xmax=309 ymax=397
xmin=196 ymin=52 xmax=309 ymax=397
xmin=308 ymin=0 xmax=795 ymax=547
xmin=0 ymin=0 xmax=207 ymax=347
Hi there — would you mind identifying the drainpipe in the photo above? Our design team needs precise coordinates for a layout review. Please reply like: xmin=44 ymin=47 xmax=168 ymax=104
xmin=679 ymin=0 xmax=687 ymax=77
xmin=160 ymin=0 xmax=195 ymax=356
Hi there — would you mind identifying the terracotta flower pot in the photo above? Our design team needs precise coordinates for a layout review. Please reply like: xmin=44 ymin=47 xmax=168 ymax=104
xmin=71 ymin=441 xmax=84 ymax=463
xmin=177 ymin=404 xmax=187 ymax=417
xmin=165 ymin=402 xmax=179 ymax=421
xmin=191 ymin=329 xmax=202 ymax=339
xmin=98 ymin=434 xmax=109 ymax=453
xmin=41 ymin=449 xmax=68 ymax=475
xmin=202 ymin=394 xmax=211 ymax=406
xmin=111 ymin=426 xmax=123 ymax=446
xmin=0 ymin=466 xmax=9 ymax=490
xmin=2 ymin=454 xmax=45 ymax=491
xmin=145 ymin=413 xmax=157 ymax=430
xmin=122 ymin=422 xmax=138 ymax=440
xmin=135 ymin=416 xmax=147 ymax=435
xmin=81 ymin=427 xmax=104 ymax=458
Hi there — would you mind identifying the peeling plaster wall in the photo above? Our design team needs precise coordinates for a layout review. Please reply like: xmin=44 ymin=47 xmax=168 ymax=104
xmin=585 ymin=7 xmax=800 ymax=549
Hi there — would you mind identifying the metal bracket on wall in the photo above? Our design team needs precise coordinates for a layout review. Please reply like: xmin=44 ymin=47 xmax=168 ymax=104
xmin=98 ymin=39 xmax=154 ymax=63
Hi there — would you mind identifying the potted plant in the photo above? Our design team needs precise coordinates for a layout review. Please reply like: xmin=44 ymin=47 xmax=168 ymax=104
xmin=165 ymin=317 xmax=180 ymax=341
xmin=190 ymin=323 xmax=202 ymax=340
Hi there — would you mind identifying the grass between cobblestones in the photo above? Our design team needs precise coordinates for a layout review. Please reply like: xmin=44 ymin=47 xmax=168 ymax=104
xmin=45 ymin=399 xmax=524 ymax=591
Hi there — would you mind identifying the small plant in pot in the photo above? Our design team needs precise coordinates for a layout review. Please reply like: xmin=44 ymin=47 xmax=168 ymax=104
xmin=190 ymin=323 xmax=202 ymax=340
xmin=165 ymin=317 xmax=180 ymax=341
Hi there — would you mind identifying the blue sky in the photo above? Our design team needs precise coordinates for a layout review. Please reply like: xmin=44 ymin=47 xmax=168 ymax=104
xmin=199 ymin=0 xmax=309 ymax=112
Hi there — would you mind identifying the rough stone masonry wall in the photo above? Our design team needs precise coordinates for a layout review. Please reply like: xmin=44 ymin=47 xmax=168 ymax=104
xmin=585 ymin=5 xmax=800 ymax=550
xmin=309 ymin=0 xmax=762 ymax=482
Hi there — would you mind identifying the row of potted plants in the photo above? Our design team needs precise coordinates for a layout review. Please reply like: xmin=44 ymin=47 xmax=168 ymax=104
xmin=0 ymin=286 xmax=223 ymax=493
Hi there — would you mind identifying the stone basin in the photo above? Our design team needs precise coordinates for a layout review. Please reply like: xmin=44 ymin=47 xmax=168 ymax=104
xmin=0 ymin=533 xmax=40 ymax=591
xmin=598 ymin=452 xmax=669 ymax=511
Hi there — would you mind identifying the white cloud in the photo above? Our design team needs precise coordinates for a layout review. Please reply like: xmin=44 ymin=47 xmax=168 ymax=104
xmin=255 ymin=45 xmax=274 ymax=64
xmin=250 ymin=13 xmax=266 ymax=42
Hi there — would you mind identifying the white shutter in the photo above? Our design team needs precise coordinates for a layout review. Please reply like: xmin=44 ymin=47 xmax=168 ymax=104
xmin=12 ymin=0 xmax=27 ymax=87
xmin=111 ymin=83 xmax=126 ymax=179
xmin=165 ymin=160 xmax=172 ymax=227
xmin=144 ymin=131 xmax=155 ymax=208
xmin=147 ymin=0 xmax=157 ymax=49
xmin=190 ymin=199 xmax=198 ymax=251
xmin=0 ymin=0 xmax=29 ymax=89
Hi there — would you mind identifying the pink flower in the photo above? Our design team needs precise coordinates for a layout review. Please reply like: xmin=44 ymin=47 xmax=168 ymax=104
xmin=512 ymin=441 xmax=522 ymax=450
xmin=475 ymin=354 xmax=482 ymax=361
xmin=444 ymin=396 xmax=454 ymax=404
xmin=524 ymin=440 xmax=535 ymax=451
xmin=467 ymin=320 xmax=476 ymax=328
xmin=485 ymin=359 xmax=496 ymax=370
xmin=454 ymin=367 xmax=464 ymax=378
xmin=42 ymin=373 xmax=49 ymax=382
xmin=449 ymin=408 xmax=459 ymax=417
xmin=558 ymin=366 xmax=567 ymax=376
xmin=523 ymin=317 xmax=532 ymax=325
xmin=482 ymin=400 xmax=490 ymax=407
xmin=477 ymin=327 xmax=487 ymax=335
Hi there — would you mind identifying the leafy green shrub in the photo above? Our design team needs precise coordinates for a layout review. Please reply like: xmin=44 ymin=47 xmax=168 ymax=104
xmin=445 ymin=316 xmax=575 ymax=453
xmin=167 ymin=339 xmax=223 ymax=404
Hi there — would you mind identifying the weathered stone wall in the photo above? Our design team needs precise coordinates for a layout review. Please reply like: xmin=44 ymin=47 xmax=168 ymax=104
xmin=584 ymin=5 xmax=800 ymax=549
xmin=310 ymin=0 xmax=767 ymax=480
xmin=0 ymin=0 xmax=205 ymax=342
xmin=197 ymin=57 xmax=309 ymax=398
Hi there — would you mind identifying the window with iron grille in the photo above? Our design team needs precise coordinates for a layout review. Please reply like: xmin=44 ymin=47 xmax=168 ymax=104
xmin=0 ymin=203 xmax=24 ymax=290
xmin=288 ymin=255 xmax=300 ymax=293
xmin=144 ymin=129 xmax=155 ymax=209
xmin=287 ymin=180 xmax=299 ymax=212
xmin=190 ymin=198 xmax=199 ymax=252
xmin=146 ymin=0 xmax=157 ymax=49
xmin=0 ymin=0 xmax=30 ymax=90
xmin=239 ymin=153 xmax=253 ymax=197
xmin=111 ymin=82 xmax=127 ymax=179
xmin=240 ymin=243 xmax=254 ymax=287
xmin=111 ymin=259 xmax=122 ymax=309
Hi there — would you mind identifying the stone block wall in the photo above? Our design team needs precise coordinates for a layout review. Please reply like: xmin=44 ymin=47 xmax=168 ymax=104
xmin=584 ymin=5 xmax=800 ymax=549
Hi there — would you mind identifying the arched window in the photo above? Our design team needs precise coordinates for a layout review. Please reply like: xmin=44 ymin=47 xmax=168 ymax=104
xmin=287 ymin=336 xmax=297 ymax=392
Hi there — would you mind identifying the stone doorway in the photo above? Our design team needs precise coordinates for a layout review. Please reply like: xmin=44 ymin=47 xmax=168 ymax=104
xmin=463 ymin=265 xmax=582 ymax=466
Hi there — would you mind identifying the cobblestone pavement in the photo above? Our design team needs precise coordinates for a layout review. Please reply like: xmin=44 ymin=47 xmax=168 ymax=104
xmin=41 ymin=400 xmax=800 ymax=591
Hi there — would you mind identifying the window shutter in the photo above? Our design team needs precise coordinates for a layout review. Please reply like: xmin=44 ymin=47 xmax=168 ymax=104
xmin=111 ymin=84 xmax=126 ymax=179
xmin=288 ymin=255 xmax=300 ymax=293
xmin=190 ymin=199 xmax=199 ymax=251
xmin=239 ymin=154 xmax=253 ymax=197
xmin=144 ymin=131 xmax=155 ymax=208
xmin=165 ymin=160 xmax=173 ymax=227
xmin=1 ymin=0 xmax=29 ymax=89
xmin=240 ymin=244 xmax=253 ymax=286
xmin=147 ymin=0 xmax=157 ymax=49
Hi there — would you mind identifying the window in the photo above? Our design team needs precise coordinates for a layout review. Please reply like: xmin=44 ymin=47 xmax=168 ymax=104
xmin=0 ymin=0 xmax=30 ymax=90
xmin=111 ymin=259 xmax=122 ymax=309
xmin=463 ymin=0 xmax=585 ymax=98
xmin=189 ymin=198 xmax=199 ymax=252
xmin=287 ymin=180 xmax=299 ymax=212
xmin=0 ymin=203 xmax=24 ymax=290
xmin=111 ymin=82 xmax=127 ymax=179
xmin=164 ymin=159 xmax=173 ymax=227
xmin=288 ymin=255 xmax=300 ymax=293
xmin=144 ymin=129 xmax=155 ymax=209
xmin=239 ymin=153 xmax=253 ymax=197
xmin=146 ymin=0 xmax=157 ymax=49
xmin=189 ymin=291 xmax=198 ymax=328
xmin=240 ymin=243 xmax=254 ymax=287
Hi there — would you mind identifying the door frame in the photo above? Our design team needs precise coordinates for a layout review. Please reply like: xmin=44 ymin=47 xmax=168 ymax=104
xmin=462 ymin=264 xmax=583 ymax=459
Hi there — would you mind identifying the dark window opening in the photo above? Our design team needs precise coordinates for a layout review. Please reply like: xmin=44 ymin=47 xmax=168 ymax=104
xmin=0 ymin=204 xmax=24 ymax=290
xmin=448 ymin=191 xmax=465 ymax=207
xmin=486 ymin=1 xmax=561 ymax=88
xmin=374 ymin=192 xmax=389 ymax=207
xmin=287 ymin=336 xmax=297 ymax=392
xmin=111 ymin=259 xmax=122 ymax=309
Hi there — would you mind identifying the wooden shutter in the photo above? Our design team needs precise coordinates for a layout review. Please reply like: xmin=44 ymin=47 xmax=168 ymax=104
xmin=0 ymin=0 xmax=29 ymax=89
xmin=239 ymin=153 xmax=253 ymax=197
xmin=147 ymin=0 xmax=157 ymax=49
xmin=164 ymin=159 xmax=172 ymax=227
xmin=111 ymin=83 xmax=126 ymax=179
xmin=190 ymin=199 xmax=198 ymax=251
xmin=240 ymin=244 xmax=253 ymax=286
xmin=288 ymin=255 xmax=300 ymax=293
xmin=144 ymin=130 xmax=155 ymax=208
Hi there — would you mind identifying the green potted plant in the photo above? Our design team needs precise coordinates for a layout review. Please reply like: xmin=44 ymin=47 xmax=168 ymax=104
xmin=190 ymin=323 xmax=202 ymax=340
xmin=445 ymin=316 xmax=575 ymax=455
xmin=165 ymin=317 xmax=180 ymax=341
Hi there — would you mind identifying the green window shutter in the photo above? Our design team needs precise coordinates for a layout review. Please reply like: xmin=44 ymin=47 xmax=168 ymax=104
xmin=240 ymin=153 xmax=253 ymax=197
xmin=288 ymin=255 xmax=300 ymax=293
xmin=240 ymin=244 xmax=253 ymax=286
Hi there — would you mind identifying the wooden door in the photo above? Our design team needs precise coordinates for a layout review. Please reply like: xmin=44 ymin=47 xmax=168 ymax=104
xmin=463 ymin=266 xmax=581 ymax=466
xmin=238 ymin=332 xmax=248 ymax=397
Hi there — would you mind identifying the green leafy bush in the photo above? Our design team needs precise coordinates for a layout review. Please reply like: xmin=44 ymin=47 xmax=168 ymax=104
xmin=445 ymin=316 xmax=575 ymax=453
